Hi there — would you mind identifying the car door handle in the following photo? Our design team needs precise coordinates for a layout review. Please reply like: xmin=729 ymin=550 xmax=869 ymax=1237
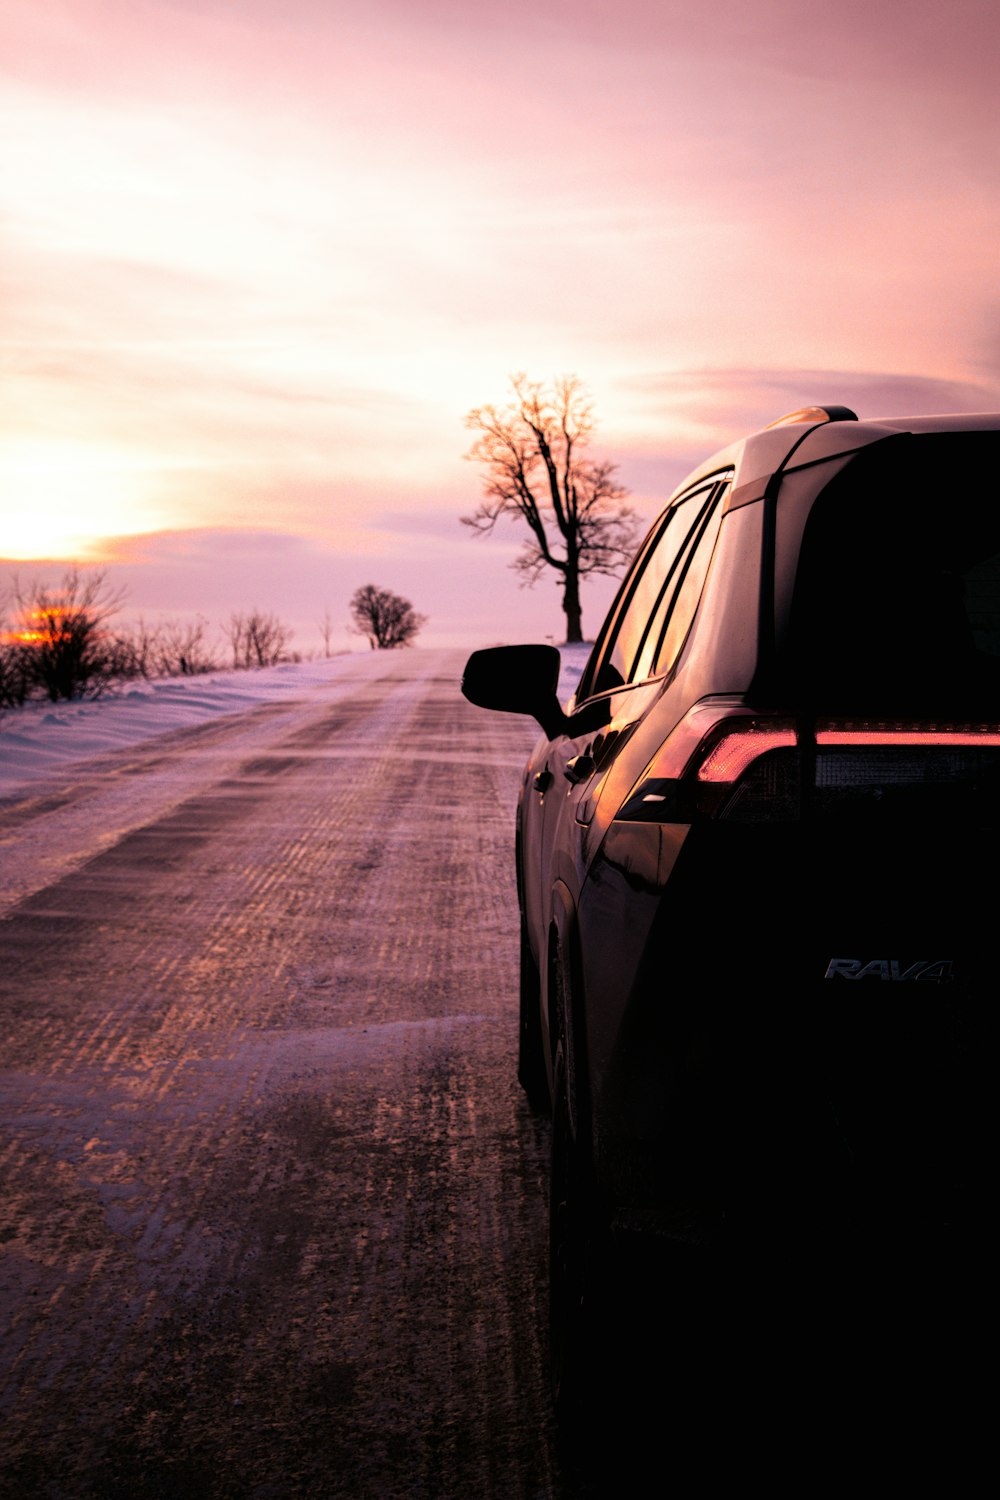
xmin=564 ymin=753 xmax=596 ymax=785
xmin=533 ymin=769 xmax=553 ymax=792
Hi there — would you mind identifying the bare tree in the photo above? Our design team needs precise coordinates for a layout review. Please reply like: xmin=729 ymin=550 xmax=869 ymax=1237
xmin=227 ymin=610 xmax=293 ymax=669
xmin=10 ymin=569 xmax=126 ymax=700
xmin=0 ymin=645 xmax=31 ymax=711
xmin=227 ymin=612 xmax=248 ymax=668
xmin=84 ymin=615 xmax=221 ymax=682
xmin=107 ymin=617 xmax=158 ymax=680
xmin=0 ymin=593 xmax=32 ymax=710
xmin=109 ymin=618 xmax=165 ymax=680
xmin=155 ymin=617 xmax=220 ymax=676
xmin=319 ymin=609 xmax=335 ymax=657
xmin=463 ymin=373 xmax=642 ymax=643
xmin=349 ymin=585 xmax=426 ymax=650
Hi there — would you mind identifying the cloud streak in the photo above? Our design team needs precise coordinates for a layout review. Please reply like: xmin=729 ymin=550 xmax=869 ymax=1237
xmin=2 ymin=0 xmax=999 ymax=644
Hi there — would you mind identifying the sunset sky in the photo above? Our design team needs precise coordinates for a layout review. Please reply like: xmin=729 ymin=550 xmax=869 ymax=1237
xmin=3 ymin=0 xmax=999 ymax=651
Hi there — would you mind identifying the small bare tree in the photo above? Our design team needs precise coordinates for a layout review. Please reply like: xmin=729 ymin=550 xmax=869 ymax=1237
xmin=96 ymin=616 xmax=221 ymax=681
xmin=227 ymin=609 xmax=293 ymax=669
xmin=0 ymin=594 xmax=32 ymax=710
xmin=0 ymin=646 xmax=30 ymax=711
xmin=155 ymin=617 xmax=220 ymax=676
xmin=463 ymin=373 xmax=642 ymax=643
xmin=349 ymin=585 xmax=426 ymax=650
xmin=319 ymin=609 xmax=335 ymax=657
xmin=10 ymin=569 xmax=126 ymax=700
xmin=107 ymin=618 xmax=158 ymax=680
xmin=108 ymin=618 xmax=163 ymax=680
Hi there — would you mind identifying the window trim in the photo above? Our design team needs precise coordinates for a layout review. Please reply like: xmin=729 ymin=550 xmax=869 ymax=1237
xmin=647 ymin=477 xmax=731 ymax=681
xmin=574 ymin=473 xmax=732 ymax=703
xmin=629 ymin=483 xmax=724 ymax=685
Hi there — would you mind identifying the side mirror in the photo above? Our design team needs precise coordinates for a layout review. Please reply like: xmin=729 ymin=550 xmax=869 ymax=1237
xmin=461 ymin=644 xmax=569 ymax=739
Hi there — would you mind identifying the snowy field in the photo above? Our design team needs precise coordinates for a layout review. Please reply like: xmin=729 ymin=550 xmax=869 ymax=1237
xmin=0 ymin=642 xmax=593 ymax=802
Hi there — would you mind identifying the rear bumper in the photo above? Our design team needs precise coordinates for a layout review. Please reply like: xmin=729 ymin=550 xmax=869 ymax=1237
xmin=577 ymin=819 xmax=992 ymax=1237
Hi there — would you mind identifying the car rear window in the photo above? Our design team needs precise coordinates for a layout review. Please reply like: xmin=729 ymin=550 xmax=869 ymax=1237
xmin=785 ymin=432 xmax=1000 ymax=711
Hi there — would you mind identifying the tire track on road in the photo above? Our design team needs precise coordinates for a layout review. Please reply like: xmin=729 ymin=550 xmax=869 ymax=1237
xmin=0 ymin=649 xmax=563 ymax=1499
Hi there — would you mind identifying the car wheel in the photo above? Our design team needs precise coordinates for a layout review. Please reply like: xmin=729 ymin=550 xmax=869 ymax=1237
xmin=517 ymin=918 xmax=550 ymax=1112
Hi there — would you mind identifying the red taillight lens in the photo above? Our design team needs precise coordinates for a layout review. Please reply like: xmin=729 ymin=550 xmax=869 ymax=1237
xmin=620 ymin=698 xmax=787 ymax=783
xmin=815 ymin=725 xmax=1000 ymax=749
xmin=698 ymin=721 xmax=1000 ymax=783
xmin=697 ymin=725 xmax=795 ymax=782
xmin=618 ymin=700 xmax=1000 ymax=822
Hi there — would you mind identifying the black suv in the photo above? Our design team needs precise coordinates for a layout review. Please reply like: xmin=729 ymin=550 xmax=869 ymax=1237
xmin=462 ymin=405 xmax=998 ymax=1412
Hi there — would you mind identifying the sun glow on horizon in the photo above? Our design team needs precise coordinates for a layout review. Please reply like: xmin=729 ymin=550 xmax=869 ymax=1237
xmin=0 ymin=440 xmax=175 ymax=560
xmin=2 ymin=0 xmax=998 ymax=647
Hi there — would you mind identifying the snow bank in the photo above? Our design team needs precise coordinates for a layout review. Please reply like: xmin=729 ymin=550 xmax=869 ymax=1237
xmin=557 ymin=641 xmax=592 ymax=701
xmin=0 ymin=656 xmax=365 ymax=800
xmin=0 ymin=644 xmax=592 ymax=801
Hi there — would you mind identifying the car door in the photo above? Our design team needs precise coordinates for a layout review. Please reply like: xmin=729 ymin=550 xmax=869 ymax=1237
xmin=531 ymin=475 xmax=732 ymax=936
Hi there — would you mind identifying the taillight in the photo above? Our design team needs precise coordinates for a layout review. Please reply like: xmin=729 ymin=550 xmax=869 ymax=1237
xmin=617 ymin=698 xmax=1000 ymax=823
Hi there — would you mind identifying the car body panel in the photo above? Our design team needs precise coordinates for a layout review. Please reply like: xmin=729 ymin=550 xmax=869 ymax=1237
xmin=465 ymin=405 xmax=1000 ymax=1255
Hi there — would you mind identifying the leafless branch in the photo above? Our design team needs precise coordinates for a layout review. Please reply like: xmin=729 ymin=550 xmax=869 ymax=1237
xmin=462 ymin=374 xmax=642 ymax=641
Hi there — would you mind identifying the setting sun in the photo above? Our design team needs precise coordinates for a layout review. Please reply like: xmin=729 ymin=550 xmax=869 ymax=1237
xmin=0 ymin=440 xmax=170 ymax=560
xmin=2 ymin=0 xmax=998 ymax=651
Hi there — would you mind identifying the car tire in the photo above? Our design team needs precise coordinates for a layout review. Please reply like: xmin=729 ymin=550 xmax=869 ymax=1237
xmin=517 ymin=918 xmax=550 ymax=1112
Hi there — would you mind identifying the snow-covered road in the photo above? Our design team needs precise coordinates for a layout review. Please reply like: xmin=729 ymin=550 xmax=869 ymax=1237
xmin=0 ymin=647 xmax=590 ymax=1499
xmin=0 ymin=647 xmax=588 ymax=918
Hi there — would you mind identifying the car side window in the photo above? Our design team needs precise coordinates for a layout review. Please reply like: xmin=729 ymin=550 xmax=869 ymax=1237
xmin=650 ymin=479 xmax=729 ymax=679
xmin=584 ymin=480 xmax=723 ymax=696
xmin=575 ymin=517 xmax=666 ymax=699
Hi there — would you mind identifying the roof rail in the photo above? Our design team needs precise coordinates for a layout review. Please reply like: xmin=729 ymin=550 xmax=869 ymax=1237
xmin=765 ymin=404 xmax=858 ymax=429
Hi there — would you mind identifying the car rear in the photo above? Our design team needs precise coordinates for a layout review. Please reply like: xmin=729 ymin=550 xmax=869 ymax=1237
xmin=580 ymin=422 xmax=1000 ymax=1246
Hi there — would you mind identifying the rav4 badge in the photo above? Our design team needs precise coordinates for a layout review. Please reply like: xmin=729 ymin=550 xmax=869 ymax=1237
xmin=824 ymin=958 xmax=954 ymax=982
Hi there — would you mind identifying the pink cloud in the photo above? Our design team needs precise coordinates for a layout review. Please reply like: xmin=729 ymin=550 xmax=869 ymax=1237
xmin=3 ymin=0 xmax=998 ymax=645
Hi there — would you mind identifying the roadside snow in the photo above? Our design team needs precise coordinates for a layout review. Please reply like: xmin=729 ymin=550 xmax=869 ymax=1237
xmin=0 ymin=643 xmax=592 ymax=803
xmin=0 ymin=656 xmax=364 ymax=800
xmin=557 ymin=641 xmax=593 ymax=702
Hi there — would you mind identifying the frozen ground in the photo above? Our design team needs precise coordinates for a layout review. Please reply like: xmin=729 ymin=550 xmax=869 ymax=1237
xmin=1 ymin=645 xmax=581 ymax=1498
xmin=0 ymin=644 xmax=591 ymax=920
